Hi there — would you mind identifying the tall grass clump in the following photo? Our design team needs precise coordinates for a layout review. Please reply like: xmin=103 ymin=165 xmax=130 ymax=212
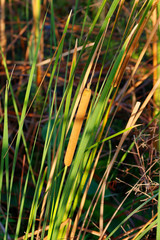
xmin=1 ymin=0 xmax=160 ymax=239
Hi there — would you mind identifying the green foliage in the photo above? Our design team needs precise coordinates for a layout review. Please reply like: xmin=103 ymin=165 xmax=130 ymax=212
xmin=0 ymin=0 xmax=160 ymax=240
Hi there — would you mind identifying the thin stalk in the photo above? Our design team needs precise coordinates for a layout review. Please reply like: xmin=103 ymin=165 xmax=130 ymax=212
xmin=47 ymin=166 xmax=67 ymax=240
xmin=4 ymin=16 xmax=45 ymax=240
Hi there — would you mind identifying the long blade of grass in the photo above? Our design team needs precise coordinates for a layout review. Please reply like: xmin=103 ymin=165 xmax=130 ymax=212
xmin=79 ymin=0 xmax=92 ymax=44
xmin=133 ymin=212 xmax=157 ymax=240
xmin=135 ymin=219 xmax=157 ymax=240
xmin=52 ymin=2 xmax=155 ymax=237
xmin=50 ymin=1 xmax=57 ymax=47
xmin=101 ymin=152 xmax=160 ymax=239
xmin=91 ymin=1 xmax=158 ymax=192
xmin=87 ymin=125 xmax=140 ymax=150
xmin=51 ymin=3 xmax=139 ymax=239
xmin=50 ymin=21 xmax=109 ymax=240
xmin=22 ymin=11 xmax=72 ymax=240
xmin=105 ymin=192 xmax=158 ymax=240
xmin=59 ymin=25 xmax=110 ymax=239
xmin=0 ymin=48 xmax=11 ymax=203
xmin=14 ymin=159 xmax=35 ymax=240
xmin=70 ymin=93 xmax=114 ymax=239
xmin=69 ymin=0 xmax=121 ymax=117
xmin=3 ymin=14 xmax=46 ymax=240
xmin=79 ymin=101 xmax=141 ymax=239
xmin=98 ymin=74 xmax=160 ymax=236
xmin=37 ymin=39 xmax=78 ymax=240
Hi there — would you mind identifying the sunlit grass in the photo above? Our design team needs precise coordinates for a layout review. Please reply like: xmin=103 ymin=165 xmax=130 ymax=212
xmin=0 ymin=0 xmax=160 ymax=239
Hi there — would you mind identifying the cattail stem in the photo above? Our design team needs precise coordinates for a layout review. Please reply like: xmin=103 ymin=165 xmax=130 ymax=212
xmin=64 ymin=88 xmax=91 ymax=166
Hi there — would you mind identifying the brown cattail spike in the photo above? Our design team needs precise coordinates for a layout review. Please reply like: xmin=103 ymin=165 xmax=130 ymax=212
xmin=64 ymin=88 xmax=91 ymax=166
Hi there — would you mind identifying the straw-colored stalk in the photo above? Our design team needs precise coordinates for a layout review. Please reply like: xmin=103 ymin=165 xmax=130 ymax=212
xmin=152 ymin=7 xmax=160 ymax=151
xmin=152 ymin=7 xmax=159 ymax=114
xmin=0 ymin=0 xmax=6 ymax=59
xmin=17 ymin=218 xmax=72 ymax=240
xmin=32 ymin=0 xmax=43 ymax=86
xmin=64 ymin=88 xmax=91 ymax=166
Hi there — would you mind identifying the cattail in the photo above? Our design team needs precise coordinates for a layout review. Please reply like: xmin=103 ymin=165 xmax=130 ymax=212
xmin=64 ymin=88 xmax=91 ymax=166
